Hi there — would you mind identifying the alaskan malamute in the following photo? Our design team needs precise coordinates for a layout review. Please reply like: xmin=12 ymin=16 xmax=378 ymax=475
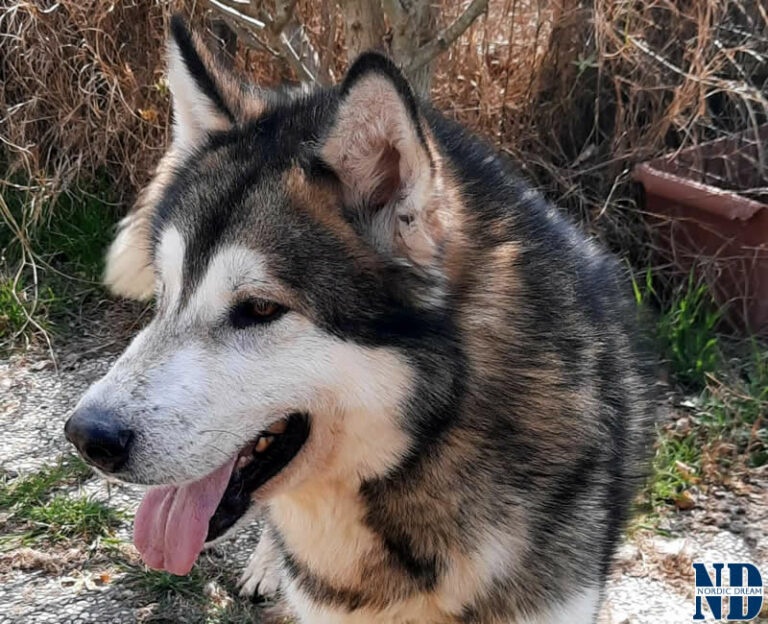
xmin=66 ymin=16 xmax=657 ymax=623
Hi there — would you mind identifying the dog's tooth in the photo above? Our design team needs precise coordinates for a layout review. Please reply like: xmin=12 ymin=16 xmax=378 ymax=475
xmin=237 ymin=455 xmax=252 ymax=469
xmin=267 ymin=420 xmax=287 ymax=435
xmin=255 ymin=436 xmax=274 ymax=453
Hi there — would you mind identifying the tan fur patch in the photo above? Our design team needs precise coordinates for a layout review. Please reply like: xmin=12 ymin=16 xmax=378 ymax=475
xmin=283 ymin=166 xmax=367 ymax=258
xmin=104 ymin=148 xmax=184 ymax=299
xmin=270 ymin=479 xmax=380 ymax=588
xmin=258 ymin=342 xmax=416 ymax=601
xmin=461 ymin=241 xmax=522 ymax=335
xmin=433 ymin=159 xmax=469 ymax=285
xmin=458 ymin=240 xmax=603 ymax=455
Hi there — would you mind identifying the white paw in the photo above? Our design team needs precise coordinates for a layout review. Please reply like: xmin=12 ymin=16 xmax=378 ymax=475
xmin=238 ymin=540 xmax=283 ymax=598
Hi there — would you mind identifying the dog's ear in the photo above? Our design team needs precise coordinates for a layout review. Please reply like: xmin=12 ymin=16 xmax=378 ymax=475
xmin=167 ymin=16 xmax=262 ymax=149
xmin=321 ymin=53 xmax=442 ymax=267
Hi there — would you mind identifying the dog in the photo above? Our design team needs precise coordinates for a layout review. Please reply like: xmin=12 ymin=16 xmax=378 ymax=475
xmin=65 ymin=16 xmax=658 ymax=624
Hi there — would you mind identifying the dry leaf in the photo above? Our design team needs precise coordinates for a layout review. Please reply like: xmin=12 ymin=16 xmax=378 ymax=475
xmin=674 ymin=490 xmax=695 ymax=510
xmin=138 ymin=108 xmax=158 ymax=123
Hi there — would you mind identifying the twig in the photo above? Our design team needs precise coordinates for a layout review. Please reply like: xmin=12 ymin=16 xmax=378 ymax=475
xmin=625 ymin=31 xmax=768 ymax=107
xmin=407 ymin=0 xmax=488 ymax=73
xmin=213 ymin=9 xmax=282 ymax=57
xmin=204 ymin=0 xmax=326 ymax=84
xmin=319 ymin=0 xmax=337 ymax=81
xmin=205 ymin=0 xmax=266 ymax=29
xmin=598 ymin=168 xmax=629 ymax=219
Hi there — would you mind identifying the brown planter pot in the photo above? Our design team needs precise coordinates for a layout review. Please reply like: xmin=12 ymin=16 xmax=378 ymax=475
xmin=633 ymin=126 xmax=768 ymax=335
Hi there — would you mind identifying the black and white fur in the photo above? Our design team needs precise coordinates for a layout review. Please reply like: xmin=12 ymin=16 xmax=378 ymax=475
xmin=72 ymin=16 xmax=658 ymax=624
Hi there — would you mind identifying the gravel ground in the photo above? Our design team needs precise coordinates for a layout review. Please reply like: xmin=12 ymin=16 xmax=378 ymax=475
xmin=1 ymin=332 xmax=765 ymax=623
xmin=0 ymin=347 xmax=262 ymax=624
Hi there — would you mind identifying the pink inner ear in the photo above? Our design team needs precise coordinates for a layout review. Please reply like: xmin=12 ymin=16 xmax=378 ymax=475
xmin=369 ymin=143 xmax=402 ymax=206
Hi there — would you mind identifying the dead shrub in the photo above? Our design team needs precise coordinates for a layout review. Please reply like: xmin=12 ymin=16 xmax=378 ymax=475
xmin=1 ymin=0 xmax=767 ymax=311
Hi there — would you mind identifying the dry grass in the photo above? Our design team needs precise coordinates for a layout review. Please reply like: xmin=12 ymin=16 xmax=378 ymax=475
xmin=1 ymin=1 xmax=177 ymax=209
xmin=437 ymin=0 xmax=768 ymax=323
xmin=1 ymin=0 xmax=767 ymax=308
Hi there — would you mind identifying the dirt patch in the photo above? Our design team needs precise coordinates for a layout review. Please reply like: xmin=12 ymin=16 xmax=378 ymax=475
xmin=0 ymin=547 xmax=88 ymax=575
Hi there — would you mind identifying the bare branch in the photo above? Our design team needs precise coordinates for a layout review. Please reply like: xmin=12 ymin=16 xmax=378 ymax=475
xmin=382 ymin=0 xmax=436 ymax=97
xmin=407 ymin=0 xmax=488 ymax=73
xmin=205 ymin=0 xmax=267 ymax=29
xmin=277 ymin=27 xmax=322 ymax=84
xmin=203 ymin=1 xmax=280 ymax=56
xmin=203 ymin=0 xmax=328 ymax=85
xmin=210 ymin=19 xmax=238 ymax=68
xmin=271 ymin=0 xmax=326 ymax=84
xmin=217 ymin=12 xmax=282 ymax=57
xmin=320 ymin=0 xmax=338 ymax=81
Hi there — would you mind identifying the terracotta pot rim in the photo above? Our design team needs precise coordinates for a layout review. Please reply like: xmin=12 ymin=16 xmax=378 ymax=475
xmin=632 ymin=163 xmax=766 ymax=221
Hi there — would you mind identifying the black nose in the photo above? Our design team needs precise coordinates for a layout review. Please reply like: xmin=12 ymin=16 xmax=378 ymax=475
xmin=64 ymin=407 xmax=133 ymax=473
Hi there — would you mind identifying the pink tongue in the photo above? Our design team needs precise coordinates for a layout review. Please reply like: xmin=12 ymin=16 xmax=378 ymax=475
xmin=133 ymin=457 xmax=236 ymax=575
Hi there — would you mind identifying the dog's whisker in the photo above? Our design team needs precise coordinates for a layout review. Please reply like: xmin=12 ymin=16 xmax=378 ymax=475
xmin=201 ymin=442 xmax=233 ymax=459
xmin=199 ymin=428 xmax=241 ymax=439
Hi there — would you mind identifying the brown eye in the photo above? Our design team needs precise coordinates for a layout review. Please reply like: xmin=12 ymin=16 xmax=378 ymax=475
xmin=230 ymin=298 xmax=287 ymax=329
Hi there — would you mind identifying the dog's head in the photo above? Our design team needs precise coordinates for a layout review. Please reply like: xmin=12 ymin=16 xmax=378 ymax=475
xmin=65 ymin=17 xmax=463 ymax=567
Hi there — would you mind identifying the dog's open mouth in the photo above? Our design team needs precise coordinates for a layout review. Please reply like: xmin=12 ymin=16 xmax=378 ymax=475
xmin=133 ymin=413 xmax=309 ymax=575
xmin=207 ymin=412 xmax=310 ymax=541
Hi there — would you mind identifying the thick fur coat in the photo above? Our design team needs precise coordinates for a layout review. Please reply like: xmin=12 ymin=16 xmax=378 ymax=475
xmin=67 ymin=16 xmax=658 ymax=624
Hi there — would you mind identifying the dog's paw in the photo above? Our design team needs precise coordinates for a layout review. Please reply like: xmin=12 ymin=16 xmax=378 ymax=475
xmin=238 ymin=545 xmax=283 ymax=599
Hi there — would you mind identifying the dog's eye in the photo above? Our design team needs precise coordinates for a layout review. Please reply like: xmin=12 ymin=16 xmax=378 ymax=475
xmin=230 ymin=298 xmax=287 ymax=329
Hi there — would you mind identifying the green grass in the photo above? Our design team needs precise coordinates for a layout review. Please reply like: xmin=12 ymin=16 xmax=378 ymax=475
xmin=644 ymin=360 xmax=766 ymax=515
xmin=0 ymin=454 xmax=92 ymax=510
xmin=0 ymin=455 xmax=121 ymax=545
xmin=25 ymin=495 xmax=122 ymax=542
xmin=0 ymin=277 xmax=34 ymax=341
xmin=32 ymin=185 xmax=119 ymax=282
xmin=117 ymin=560 xmax=263 ymax=623
xmin=120 ymin=565 xmax=209 ymax=600
xmin=646 ymin=424 xmax=701 ymax=510
xmin=699 ymin=345 xmax=768 ymax=468
xmin=656 ymin=275 xmax=721 ymax=390
xmin=0 ymin=177 xmax=120 ymax=349
xmin=632 ymin=268 xmax=721 ymax=390
xmin=632 ymin=268 xmax=766 ymax=519
xmin=1 ymin=457 xmax=260 ymax=619
xmin=0 ymin=179 xmax=117 ymax=279
xmin=113 ymin=533 xmax=276 ymax=622
xmin=206 ymin=602 xmax=273 ymax=624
